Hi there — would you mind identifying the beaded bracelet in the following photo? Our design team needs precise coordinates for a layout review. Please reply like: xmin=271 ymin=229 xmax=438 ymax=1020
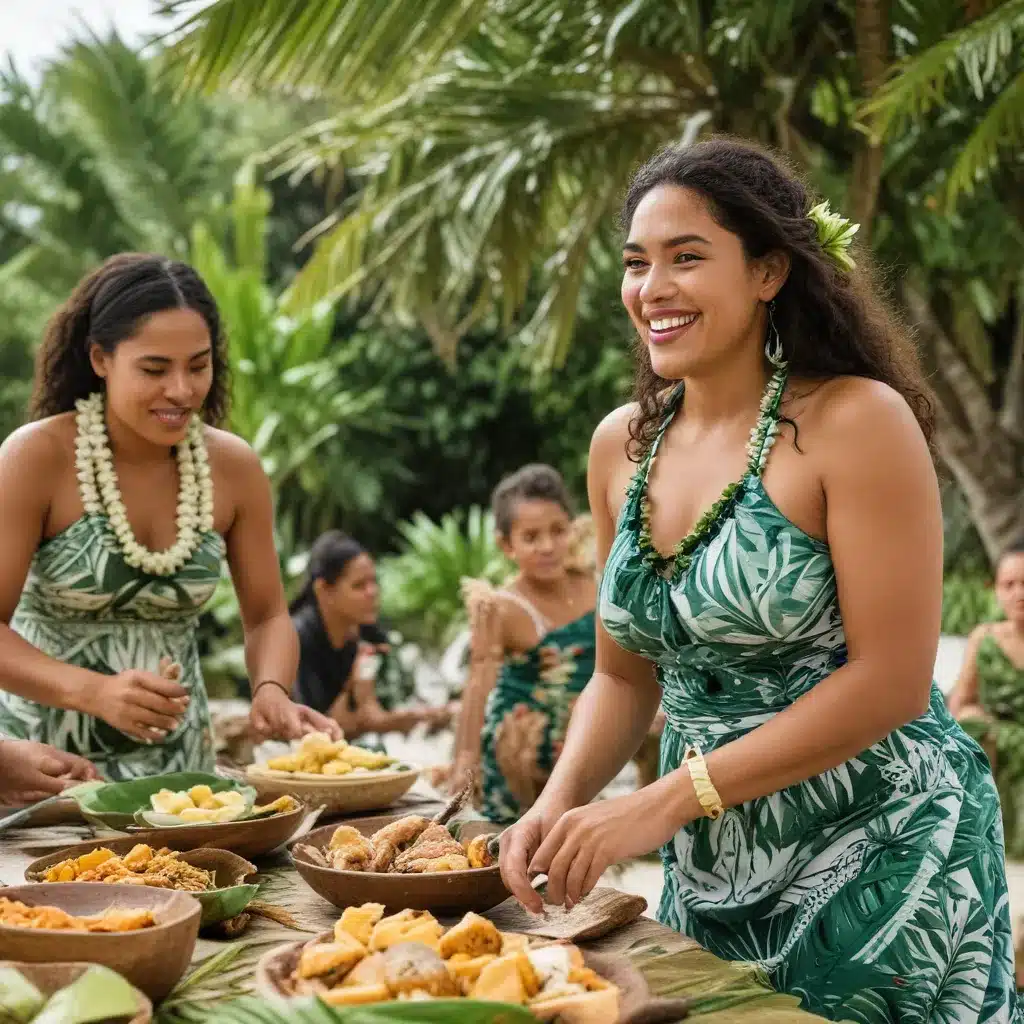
xmin=683 ymin=746 xmax=724 ymax=819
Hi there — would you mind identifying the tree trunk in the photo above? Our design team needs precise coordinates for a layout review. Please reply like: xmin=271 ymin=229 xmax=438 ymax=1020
xmin=904 ymin=283 xmax=1024 ymax=562
xmin=850 ymin=0 xmax=890 ymax=237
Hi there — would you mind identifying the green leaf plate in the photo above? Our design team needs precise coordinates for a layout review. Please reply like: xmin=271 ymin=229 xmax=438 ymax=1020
xmin=75 ymin=773 xmax=254 ymax=831
xmin=216 ymin=994 xmax=535 ymax=1024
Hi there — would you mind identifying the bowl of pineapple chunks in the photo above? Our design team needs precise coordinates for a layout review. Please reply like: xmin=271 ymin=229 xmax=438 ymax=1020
xmin=256 ymin=904 xmax=666 ymax=1024
xmin=246 ymin=733 xmax=420 ymax=815
xmin=72 ymin=772 xmax=309 ymax=858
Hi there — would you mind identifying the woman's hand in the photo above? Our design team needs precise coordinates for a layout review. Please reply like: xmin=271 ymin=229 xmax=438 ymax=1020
xmin=249 ymin=683 xmax=343 ymax=741
xmin=0 ymin=740 xmax=100 ymax=805
xmin=499 ymin=795 xmax=575 ymax=913
xmin=81 ymin=667 xmax=189 ymax=743
xmin=525 ymin=773 xmax=694 ymax=909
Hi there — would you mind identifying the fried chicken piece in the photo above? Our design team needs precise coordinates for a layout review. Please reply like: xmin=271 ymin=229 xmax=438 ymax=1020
xmin=393 ymin=823 xmax=464 ymax=872
xmin=368 ymin=815 xmax=432 ymax=872
xmin=327 ymin=826 xmax=374 ymax=871
xmin=369 ymin=910 xmax=443 ymax=952
xmin=397 ymin=854 xmax=471 ymax=874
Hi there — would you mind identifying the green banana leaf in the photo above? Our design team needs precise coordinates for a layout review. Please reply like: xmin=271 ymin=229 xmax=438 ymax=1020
xmin=31 ymin=965 xmax=141 ymax=1024
xmin=212 ymin=995 xmax=536 ymax=1024
xmin=196 ymin=883 xmax=261 ymax=929
xmin=75 ymin=773 xmax=253 ymax=831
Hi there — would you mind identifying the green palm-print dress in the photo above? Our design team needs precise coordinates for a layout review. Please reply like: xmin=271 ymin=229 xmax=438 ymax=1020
xmin=960 ymin=633 xmax=1024 ymax=860
xmin=599 ymin=385 xmax=1022 ymax=1023
xmin=480 ymin=593 xmax=595 ymax=824
xmin=0 ymin=513 xmax=220 ymax=781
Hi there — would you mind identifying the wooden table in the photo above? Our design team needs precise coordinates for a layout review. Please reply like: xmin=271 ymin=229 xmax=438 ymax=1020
xmin=0 ymin=802 xmax=827 ymax=1023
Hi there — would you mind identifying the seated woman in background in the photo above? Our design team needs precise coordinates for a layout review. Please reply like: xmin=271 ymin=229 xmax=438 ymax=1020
xmin=948 ymin=545 xmax=1024 ymax=857
xmin=452 ymin=465 xmax=596 ymax=823
xmin=291 ymin=530 xmax=451 ymax=742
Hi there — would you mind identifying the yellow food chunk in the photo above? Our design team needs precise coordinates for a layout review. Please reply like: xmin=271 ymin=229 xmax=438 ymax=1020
xmin=338 ymin=745 xmax=395 ymax=770
xmin=446 ymin=954 xmax=497 ymax=986
xmin=369 ymin=910 xmax=443 ymax=952
xmin=151 ymin=790 xmax=194 ymax=815
xmin=177 ymin=807 xmax=218 ymax=823
xmin=439 ymin=913 xmax=502 ymax=960
xmin=187 ymin=785 xmax=214 ymax=804
xmin=322 ymin=759 xmax=354 ymax=776
xmin=253 ymin=795 xmax=298 ymax=816
xmin=470 ymin=956 xmax=528 ymax=1004
xmin=343 ymin=952 xmax=387 ymax=988
xmin=267 ymin=754 xmax=302 ymax=772
xmin=320 ymin=984 xmax=390 ymax=1006
xmin=500 ymin=933 xmax=531 ymax=956
xmin=297 ymin=933 xmax=366 ymax=981
xmin=77 ymin=848 xmax=116 ymax=871
xmin=213 ymin=790 xmax=246 ymax=808
xmin=121 ymin=844 xmax=154 ymax=870
xmin=336 ymin=904 xmax=385 ymax=947
xmin=528 ymin=986 xmax=620 ymax=1024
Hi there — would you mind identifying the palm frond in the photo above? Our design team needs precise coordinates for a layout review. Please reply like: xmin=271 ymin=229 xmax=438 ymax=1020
xmin=862 ymin=0 xmax=1024 ymax=133
xmin=161 ymin=0 xmax=492 ymax=100
xmin=946 ymin=65 xmax=1024 ymax=200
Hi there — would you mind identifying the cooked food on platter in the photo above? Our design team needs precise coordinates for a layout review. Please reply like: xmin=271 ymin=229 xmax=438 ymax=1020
xmin=0 ymin=897 xmax=155 ymax=933
xmin=255 ymin=732 xmax=404 ymax=777
xmin=277 ymin=904 xmax=620 ymax=1022
xmin=40 ymin=844 xmax=212 ymax=891
xmin=294 ymin=816 xmax=499 ymax=874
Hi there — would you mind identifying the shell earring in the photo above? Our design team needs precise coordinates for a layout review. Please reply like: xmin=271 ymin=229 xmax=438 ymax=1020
xmin=764 ymin=301 xmax=786 ymax=367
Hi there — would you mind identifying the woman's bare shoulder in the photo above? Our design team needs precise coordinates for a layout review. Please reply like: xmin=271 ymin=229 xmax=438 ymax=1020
xmin=0 ymin=414 xmax=75 ymax=473
xmin=590 ymin=402 xmax=638 ymax=461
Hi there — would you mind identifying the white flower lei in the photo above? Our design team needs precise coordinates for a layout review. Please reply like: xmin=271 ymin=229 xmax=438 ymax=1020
xmin=74 ymin=392 xmax=214 ymax=576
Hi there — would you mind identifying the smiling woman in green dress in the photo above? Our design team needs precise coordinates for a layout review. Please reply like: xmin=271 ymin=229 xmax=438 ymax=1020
xmin=0 ymin=253 xmax=339 ymax=781
xmin=499 ymin=139 xmax=1022 ymax=1022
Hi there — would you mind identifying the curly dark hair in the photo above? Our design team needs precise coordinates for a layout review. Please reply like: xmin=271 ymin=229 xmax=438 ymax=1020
xmin=29 ymin=252 xmax=229 ymax=425
xmin=621 ymin=137 xmax=935 ymax=461
xmin=491 ymin=463 xmax=574 ymax=537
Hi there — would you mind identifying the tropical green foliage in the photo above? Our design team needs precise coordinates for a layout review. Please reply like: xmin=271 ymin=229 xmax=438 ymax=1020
xmin=942 ymin=574 xmax=1000 ymax=636
xmin=378 ymin=507 xmax=512 ymax=647
xmin=190 ymin=175 xmax=402 ymax=544
xmin=863 ymin=0 xmax=1024 ymax=204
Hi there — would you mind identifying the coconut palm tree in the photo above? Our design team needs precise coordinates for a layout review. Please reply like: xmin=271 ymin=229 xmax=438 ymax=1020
xmin=163 ymin=0 xmax=1024 ymax=561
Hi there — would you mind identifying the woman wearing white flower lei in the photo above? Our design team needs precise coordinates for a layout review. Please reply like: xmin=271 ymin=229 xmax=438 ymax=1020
xmin=0 ymin=253 xmax=340 ymax=781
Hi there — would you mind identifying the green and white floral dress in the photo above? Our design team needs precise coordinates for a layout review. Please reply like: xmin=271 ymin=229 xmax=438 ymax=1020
xmin=0 ymin=513 xmax=220 ymax=781
xmin=960 ymin=632 xmax=1024 ymax=860
xmin=480 ymin=591 xmax=595 ymax=824
xmin=599 ymin=377 xmax=1022 ymax=1022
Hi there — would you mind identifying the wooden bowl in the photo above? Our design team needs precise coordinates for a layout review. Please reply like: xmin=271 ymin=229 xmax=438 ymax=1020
xmin=288 ymin=818 xmax=510 ymax=915
xmin=254 ymin=931 xmax=692 ymax=1023
xmin=23 ymin=839 xmax=260 ymax=929
xmin=120 ymin=803 xmax=313 ymax=859
xmin=245 ymin=764 xmax=420 ymax=816
xmin=0 ymin=883 xmax=200 ymax=1002
xmin=0 ymin=961 xmax=152 ymax=1023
